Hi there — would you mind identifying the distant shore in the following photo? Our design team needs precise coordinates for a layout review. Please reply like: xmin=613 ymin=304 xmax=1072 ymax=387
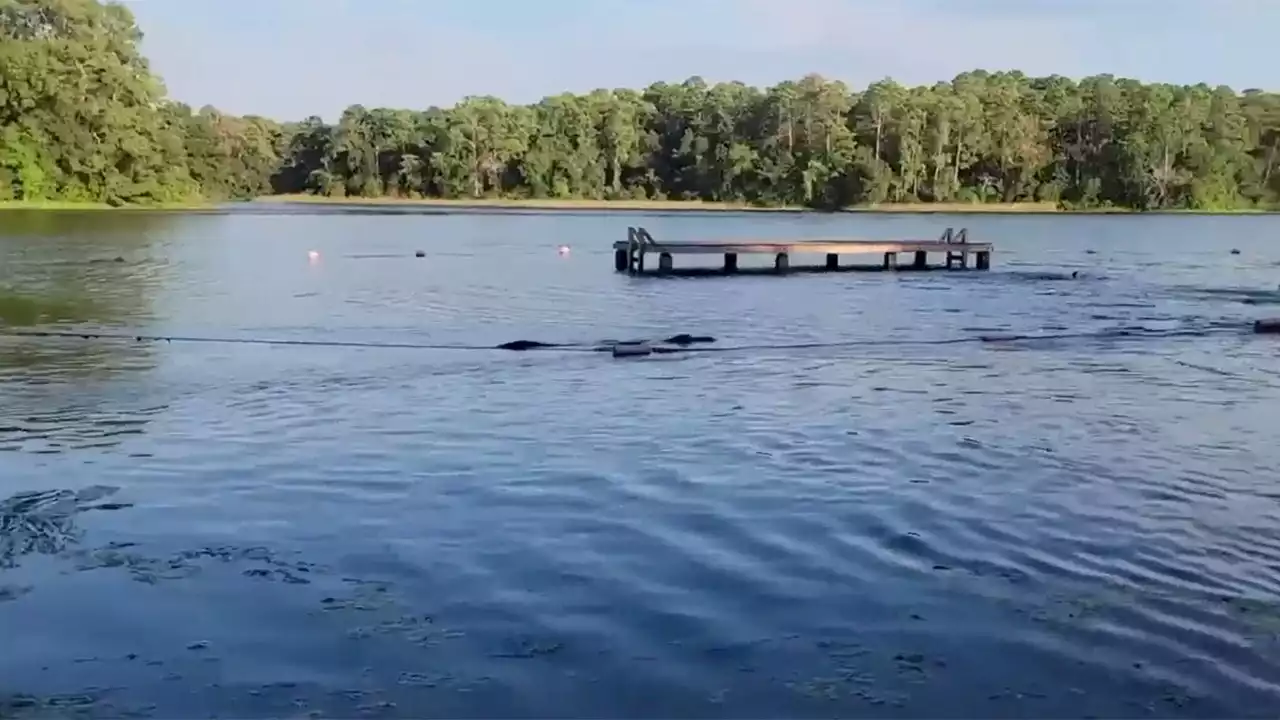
xmin=255 ymin=194 xmax=1067 ymax=214
xmin=1 ymin=196 xmax=1272 ymax=214
xmin=251 ymin=195 xmax=1274 ymax=215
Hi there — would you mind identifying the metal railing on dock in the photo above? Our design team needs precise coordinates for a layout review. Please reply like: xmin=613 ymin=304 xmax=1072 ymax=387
xmin=612 ymin=227 xmax=992 ymax=275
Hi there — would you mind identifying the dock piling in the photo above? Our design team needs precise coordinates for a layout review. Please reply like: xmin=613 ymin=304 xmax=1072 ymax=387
xmin=724 ymin=253 xmax=738 ymax=272
xmin=883 ymin=252 xmax=897 ymax=270
xmin=774 ymin=253 xmax=789 ymax=272
xmin=826 ymin=253 xmax=839 ymax=270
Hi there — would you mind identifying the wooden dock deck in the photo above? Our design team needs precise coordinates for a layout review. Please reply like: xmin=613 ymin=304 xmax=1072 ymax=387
xmin=613 ymin=226 xmax=992 ymax=275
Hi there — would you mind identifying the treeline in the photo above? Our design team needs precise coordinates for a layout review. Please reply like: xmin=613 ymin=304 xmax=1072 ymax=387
xmin=3 ymin=0 xmax=1280 ymax=210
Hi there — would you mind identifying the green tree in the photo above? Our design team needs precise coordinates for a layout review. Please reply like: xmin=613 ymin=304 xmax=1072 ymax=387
xmin=4 ymin=0 xmax=1280 ymax=211
xmin=0 ymin=0 xmax=199 ymax=204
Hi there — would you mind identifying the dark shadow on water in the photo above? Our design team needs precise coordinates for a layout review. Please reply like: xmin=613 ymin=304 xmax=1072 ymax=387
xmin=0 ymin=486 xmax=125 ymax=570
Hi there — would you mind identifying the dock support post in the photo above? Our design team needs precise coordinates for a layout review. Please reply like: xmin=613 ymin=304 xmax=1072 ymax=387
xmin=723 ymin=253 xmax=738 ymax=273
xmin=913 ymin=251 xmax=927 ymax=269
xmin=614 ymin=249 xmax=628 ymax=272
xmin=825 ymin=253 xmax=839 ymax=270
xmin=658 ymin=252 xmax=673 ymax=273
xmin=774 ymin=253 xmax=789 ymax=273
xmin=626 ymin=227 xmax=641 ymax=274
xmin=883 ymin=252 xmax=898 ymax=270
xmin=975 ymin=251 xmax=990 ymax=270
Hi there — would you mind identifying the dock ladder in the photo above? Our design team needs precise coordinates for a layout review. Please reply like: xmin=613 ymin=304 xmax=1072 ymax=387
xmin=941 ymin=227 xmax=968 ymax=269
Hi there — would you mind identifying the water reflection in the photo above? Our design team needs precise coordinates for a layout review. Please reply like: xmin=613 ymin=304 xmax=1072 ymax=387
xmin=0 ymin=211 xmax=185 ymax=451
xmin=0 ymin=208 xmax=194 ymax=239
xmin=0 ymin=209 xmax=184 ymax=326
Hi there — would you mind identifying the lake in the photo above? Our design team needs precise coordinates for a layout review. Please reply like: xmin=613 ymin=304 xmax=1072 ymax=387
xmin=2 ymin=205 xmax=1280 ymax=718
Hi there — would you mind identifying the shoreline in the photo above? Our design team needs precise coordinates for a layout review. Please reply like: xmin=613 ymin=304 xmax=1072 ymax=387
xmin=253 ymin=195 xmax=1067 ymax=214
xmin=255 ymin=194 xmax=805 ymax=213
xmin=0 ymin=195 xmax=1273 ymax=215
xmin=250 ymin=196 xmax=1278 ymax=215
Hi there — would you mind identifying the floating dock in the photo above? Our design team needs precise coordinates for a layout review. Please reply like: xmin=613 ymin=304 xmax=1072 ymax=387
xmin=613 ymin=227 xmax=992 ymax=275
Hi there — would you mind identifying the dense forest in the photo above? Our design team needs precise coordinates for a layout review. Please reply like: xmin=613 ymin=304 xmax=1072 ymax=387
xmin=2 ymin=0 xmax=1279 ymax=210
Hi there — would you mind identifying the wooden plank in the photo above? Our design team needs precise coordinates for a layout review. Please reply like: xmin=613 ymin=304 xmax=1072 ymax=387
xmin=610 ymin=240 xmax=992 ymax=255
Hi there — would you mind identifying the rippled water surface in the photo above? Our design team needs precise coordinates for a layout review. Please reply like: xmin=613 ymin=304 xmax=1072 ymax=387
xmin=3 ymin=206 xmax=1280 ymax=718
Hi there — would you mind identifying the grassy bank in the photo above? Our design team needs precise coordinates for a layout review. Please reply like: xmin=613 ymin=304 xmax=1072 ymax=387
xmin=853 ymin=201 xmax=1062 ymax=213
xmin=253 ymin=196 xmax=1280 ymax=214
xmin=4 ymin=195 xmax=1272 ymax=214
xmin=256 ymin=194 xmax=1072 ymax=214
xmin=255 ymin=194 xmax=801 ymax=212
xmin=259 ymin=195 xmax=1272 ymax=214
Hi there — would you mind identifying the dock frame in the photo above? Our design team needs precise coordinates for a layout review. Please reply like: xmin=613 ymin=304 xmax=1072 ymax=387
xmin=613 ymin=227 xmax=992 ymax=275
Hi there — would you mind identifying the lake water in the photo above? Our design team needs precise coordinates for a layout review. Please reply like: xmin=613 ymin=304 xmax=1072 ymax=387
xmin=3 ymin=206 xmax=1280 ymax=718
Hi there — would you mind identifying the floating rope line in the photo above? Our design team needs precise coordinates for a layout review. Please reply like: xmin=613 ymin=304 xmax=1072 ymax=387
xmin=1 ymin=329 xmax=504 ymax=352
xmin=0 ymin=330 xmax=720 ymax=353
xmin=0 ymin=324 xmax=1254 ymax=357
xmin=676 ymin=325 xmax=1243 ymax=353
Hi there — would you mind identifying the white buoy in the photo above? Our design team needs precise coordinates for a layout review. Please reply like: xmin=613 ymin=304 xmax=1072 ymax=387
xmin=308 ymin=250 xmax=320 ymax=262
xmin=557 ymin=245 xmax=571 ymax=256
xmin=612 ymin=341 xmax=651 ymax=358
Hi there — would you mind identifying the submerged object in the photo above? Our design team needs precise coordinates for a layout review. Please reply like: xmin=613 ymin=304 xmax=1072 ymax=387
xmin=1254 ymin=318 xmax=1280 ymax=334
xmin=611 ymin=341 xmax=651 ymax=358
xmin=662 ymin=334 xmax=715 ymax=346
xmin=496 ymin=340 xmax=559 ymax=351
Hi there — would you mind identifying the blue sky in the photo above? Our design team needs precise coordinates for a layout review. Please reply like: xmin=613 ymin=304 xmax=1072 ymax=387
xmin=122 ymin=0 xmax=1277 ymax=121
